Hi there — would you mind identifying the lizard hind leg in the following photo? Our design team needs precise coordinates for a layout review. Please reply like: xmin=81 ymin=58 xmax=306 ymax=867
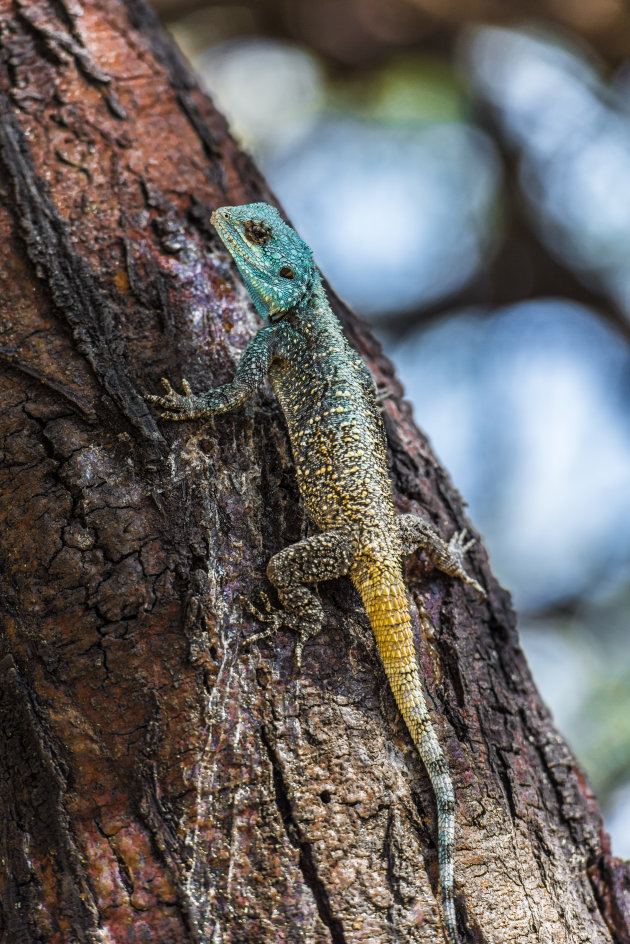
xmin=244 ymin=529 xmax=358 ymax=669
xmin=397 ymin=512 xmax=486 ymax=598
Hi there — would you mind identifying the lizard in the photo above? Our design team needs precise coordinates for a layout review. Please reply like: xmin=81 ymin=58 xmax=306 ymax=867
xmin=147 ymin=202 xmax=485 ymax=944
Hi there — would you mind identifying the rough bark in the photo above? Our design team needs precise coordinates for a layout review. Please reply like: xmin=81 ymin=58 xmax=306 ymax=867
xmin=0 ymin=2 xmax=627 ymax=943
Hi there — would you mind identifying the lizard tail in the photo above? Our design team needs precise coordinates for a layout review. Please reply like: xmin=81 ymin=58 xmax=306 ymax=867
xmin=353 ymin=564 xmax=458 ymax=944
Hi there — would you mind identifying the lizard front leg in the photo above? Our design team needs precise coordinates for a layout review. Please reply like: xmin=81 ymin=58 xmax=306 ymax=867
xmin=146 ymin=324 xmax=276 ymax=419
xmin=398 ymin=513 xmax=486 ymax=598
xmin=245 ymin=530 xmax=359 ymax=668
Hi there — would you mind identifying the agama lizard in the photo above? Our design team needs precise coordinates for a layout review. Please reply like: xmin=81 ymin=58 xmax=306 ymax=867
xmin=148 ymin=202 xmax=485 ymax=944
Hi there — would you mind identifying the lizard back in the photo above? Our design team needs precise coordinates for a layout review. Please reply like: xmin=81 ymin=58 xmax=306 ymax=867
xmin=270 ymin=298 xmax=398 ymax=543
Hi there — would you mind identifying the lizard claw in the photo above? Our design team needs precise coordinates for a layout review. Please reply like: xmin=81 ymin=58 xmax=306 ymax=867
xmin=446 ymin=530 xmax=486 ymax=598
xmin=161 ymin=376 xmax=175 ymax=396
xmin=460 ymin=572 xmax=486 ymax=599
xmin=239 ymin=592 xmax=321 ymax=671
xmin=375 ymin=385 xmax=393 ymax=406
xmin=446 ymin=529 xmax=476 ymax=566
xmin=146 ymin=376 xmax=206 ymax=420
xmin=447 ymin=529 xmax=475 ymax=559
xmin=242 ymin=590 xmax=274 ymax=621
xmin=241 ymin=592 xmax=283 ymax=643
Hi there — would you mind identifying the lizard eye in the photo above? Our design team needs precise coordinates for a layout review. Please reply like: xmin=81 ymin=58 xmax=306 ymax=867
xmin=244 ymin=220 xmax=272 ymax=245
xmin=278 ymin=266 xmax=294 ymax=279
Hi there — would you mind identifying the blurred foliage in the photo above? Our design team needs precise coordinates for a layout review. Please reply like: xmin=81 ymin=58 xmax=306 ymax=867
xmin=329 ymin=56 xmax=465 ymax=123
xmin=524 ymin=579 xmax=630 ymax=802
xmin=159 ymin=0 xmax=630 ymax=66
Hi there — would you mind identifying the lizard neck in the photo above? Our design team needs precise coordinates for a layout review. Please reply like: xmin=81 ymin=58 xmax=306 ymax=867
xmin=289 ymin=273 xmax=338 ymax=333
xmin=298 ymin=274 xmax=328 ymax=314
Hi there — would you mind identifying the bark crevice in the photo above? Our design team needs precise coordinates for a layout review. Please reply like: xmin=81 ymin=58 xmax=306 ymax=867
xmin=260 ymin=725 xmax=349 ymax=944
xmin=0 ymin=100 xmax=160 ymax=441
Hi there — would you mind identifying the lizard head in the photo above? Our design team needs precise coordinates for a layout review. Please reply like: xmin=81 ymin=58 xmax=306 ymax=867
xmin=211 ymin=203 xmax=317 ymax=321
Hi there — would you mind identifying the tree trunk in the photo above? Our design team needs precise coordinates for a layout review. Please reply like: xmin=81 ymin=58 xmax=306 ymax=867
xmin=0 ymin=2 xmax=627 ymax=942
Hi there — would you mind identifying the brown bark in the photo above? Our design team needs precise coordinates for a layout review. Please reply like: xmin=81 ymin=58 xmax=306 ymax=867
xmin=0 ymin=2 xmax=627 ymax=943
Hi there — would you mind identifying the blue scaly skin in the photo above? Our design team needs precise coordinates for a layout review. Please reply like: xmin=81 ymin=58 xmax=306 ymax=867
xmin=147 ymin=202 xmax=485 ymax=944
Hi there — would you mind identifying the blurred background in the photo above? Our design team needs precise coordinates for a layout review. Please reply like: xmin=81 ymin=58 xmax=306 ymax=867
xmin=153 ymin=0 xmax=630 ymax=856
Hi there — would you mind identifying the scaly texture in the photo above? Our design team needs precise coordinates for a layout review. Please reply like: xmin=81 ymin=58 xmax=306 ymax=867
xmin=148 ymin=202 xmax=485 ymax=944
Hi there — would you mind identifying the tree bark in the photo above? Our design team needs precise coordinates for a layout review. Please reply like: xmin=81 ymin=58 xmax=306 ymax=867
xmin=0 ymin=2 xmax=627 ymax=943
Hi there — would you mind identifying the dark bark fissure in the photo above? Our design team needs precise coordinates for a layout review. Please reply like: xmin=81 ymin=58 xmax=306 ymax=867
xmin=0 ymin=100 xmax=160 ymax=442
xmin=0 ymin=655 xmax=101 ymax=942
xmin=0 ymin=346 xmax=98 ymax=422
xmin=260 ymin=725 xmax=349 ymax=944
xmin=591 ymin=856 xmax=630 ymax=944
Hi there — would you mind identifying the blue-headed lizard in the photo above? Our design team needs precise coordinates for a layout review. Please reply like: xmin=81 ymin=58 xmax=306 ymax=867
xmin=147 ymin=202 xmax=485 ymax=944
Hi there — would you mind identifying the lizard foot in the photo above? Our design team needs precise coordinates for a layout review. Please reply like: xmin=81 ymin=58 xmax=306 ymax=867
xmin=241 ymin=591 xmax=282 ymax=640
xmin=375 ymin=385 xmax=393 ymax=412
xmin=445 ymin=530 xmax=486 ymax=598
xmin=241 ymin=592 xmax=321 ymax=671
xmin=146 ymin=377 xmax=208 ymax=420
